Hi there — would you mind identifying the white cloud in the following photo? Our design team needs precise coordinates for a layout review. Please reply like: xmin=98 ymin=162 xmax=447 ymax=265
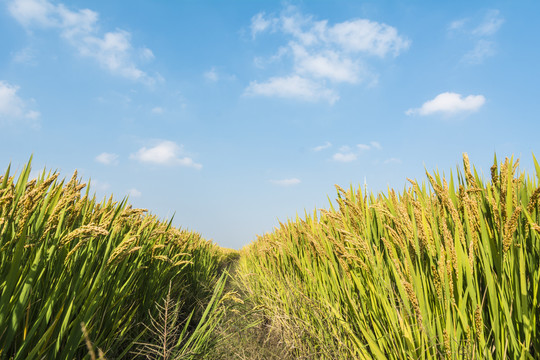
xmin=90 ymin=179 xmax=111 ymax=192
xmin=354 ymin=142 xmax=382 ymax=151
xmin=333 ymin=152 xmax=357 ymax=162
xmin=130 ymin=140 xmax=202 ymax=169
xmin=406 ymin=92 xmax=485 ymax=116
xmin=25 ymin=110 xmax=40 ymax=119
xmin=204 ymin=68 xmax=235 ymax=82
xmin=0 ymin=80 xmax=41 ymax=123
xmin=448 ymin=19 xmax=468 ymax=32
xmin=357 ymin=143 xmax=370 ymax=151
xmin=8 ymin=0 xmax=56 ymax=27
xmin=12 ymin=47 xmax=36 ymax=64
xmin=291 ymin=44 xmax=360 ymax=83
xmin=270 ymin=178 xmax=301 ymax=186
xmin=253 ymin=46 xmax=288 ymax=69
xmin=328 ymin=19 xmax=410 ymax=57
xmin=140 ymin=47 xmax=155 ymax=61
xmin=95 ymin=152 xmax=118 ymax=165
xmin=333 ymin=141 xmax=380 ymax=162
xmin=246 ymin=6 xmax=409 ymax=103
xmin=472 ymin=10 xmax=504 ymax=36
xmin=175 ymin=157 xmax=202 ymax=168
xmin=449 ymin=9 xmax=504 ymax=65
xmin=312 ymin=141 xmax=331 ymax=151
xmin=384 ymin=158 xmax=402 ymax=164
xmin=77 ymin=30 xmax=150 ymax=82
xmin=251 ymin=12 xmax=276 ymax=38
xmin=8 ymin=0 xmax=158 ymax=84
xmin=151 ymin=106 xmax=164 ymax=114
xmin=462 ymin=39 xmax=496 ymax=64
xmin=90 ymin=179 xmax=111 ymax=193
xmin=245 ymin=75 xmax=339 ymax=104
xmin=204 ymin=67 xmax=219 ymax=82
xmin=128 ymin=188 xmax=142 ymax=197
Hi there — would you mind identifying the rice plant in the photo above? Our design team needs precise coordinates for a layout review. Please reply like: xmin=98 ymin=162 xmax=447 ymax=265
xmin=3 ymin=153 xmax=539 ymax=359
xmin=237 ymin=154 xmax=540 ymax=359
xmin=0 ymin=158 xmax=228 ymax=359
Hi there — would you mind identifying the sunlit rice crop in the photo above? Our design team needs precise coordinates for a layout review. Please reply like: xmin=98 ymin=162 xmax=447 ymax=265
xmin=237 ymin=154 xmax=540 ymax=359
xmin=0 ymin=158 xmax=228 ymax=359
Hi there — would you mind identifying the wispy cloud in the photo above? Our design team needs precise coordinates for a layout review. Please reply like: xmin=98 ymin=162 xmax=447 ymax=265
xmin=291 ymin=44 xmax=361 ymax=84
xmin=312 ymin=141 xmax=331 ymax=152
xmin=356 ymin=144 xmax=370 ymax=151
xmin=130 ymin=140 xmax=202 ymax=169
xmin=90 ymin=179 xmax=111 ymax=192
xmin=333 ymin=152 xmax=357 ymax=162
xmin=139 ymin=47 xmax=155 ymax=61
xmin=462 ymin=39 xmax=496 ymax=65
xmin=11 ymin=46 xmax=36 ymax=64
xmin=250 ymin=12 xmax=276 ymax=38
xmin=449 ymin=9 xmax=504 ymax=64
xmin=204 ymin=67 xmax=219 ymax=82
xmin=245 ymin=6 xmax=409 ymax=103
xmin=245 ymin=75 xmax=339 ymax=104
xmin=270 ymin=178 xmax=301 ymax=186
xmin=151 ymin=107 xmax=164 ymax=114
xmin=332 ymin=141 xmax=381 ymax=162
xmin=95 ymin=152 xmax=119 ymax=165
xmin=406 ymin=92 xmax=485 ymax=116
xmin=0 ymin=80 xmax=40 ymax=124
xmin=448 ymin=19 xmax=468 ymax=32
xmin=204 ymin=67 xmax=235 ymax=82
xmin=128 ymin=188 xmax=142 ymax=197
xmin=8 ymin=0 xmax=159 ymax=84
xmin=472 ymin=10 xmax=504 ymax=36
xmin=384 ymin=158 xmax=402 ymax=164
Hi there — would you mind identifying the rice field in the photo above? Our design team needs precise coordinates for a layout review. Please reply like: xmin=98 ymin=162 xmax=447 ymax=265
xmin=1 ymin=153 xmax=539 ymax=359
xmin=236 ymin=154 xmax=540 ymax=359
xmin=0 ymin=158 xmax=230 ymax=359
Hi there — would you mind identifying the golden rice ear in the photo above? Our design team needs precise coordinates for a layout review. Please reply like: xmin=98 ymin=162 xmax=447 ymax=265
xmin=462 ymin=153 xmax=473 ymax=185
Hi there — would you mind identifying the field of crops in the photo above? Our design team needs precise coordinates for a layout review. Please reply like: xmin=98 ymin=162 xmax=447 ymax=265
xmin=0 ymin=158 xmax=229 ymax=359
xmin=237 ymin=154 xmax=540 ymax=359
xmin=1 ymin=153 xmax=539 ymax=359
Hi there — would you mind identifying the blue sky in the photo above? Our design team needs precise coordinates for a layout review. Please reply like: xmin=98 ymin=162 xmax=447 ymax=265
xmin=1 ymin=0 xmax=539 ymax=249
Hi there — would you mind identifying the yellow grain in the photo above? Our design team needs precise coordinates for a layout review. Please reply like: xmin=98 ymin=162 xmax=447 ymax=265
xmin=527 ymin=186 xmax=540 ymax=213
xmin=474 ymin=305 xmax=484 ymax=341
xmin=503 ymin=206 xmax=522 ymax=253
xmin=463 ymin=153 xmax=476 ymax=187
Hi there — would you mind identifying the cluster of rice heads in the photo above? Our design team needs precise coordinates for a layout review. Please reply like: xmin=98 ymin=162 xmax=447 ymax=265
xmin=238 ymin=154 xmax=540 ymax=359
xmin=0 ymin=159 xmax=226 ymax=359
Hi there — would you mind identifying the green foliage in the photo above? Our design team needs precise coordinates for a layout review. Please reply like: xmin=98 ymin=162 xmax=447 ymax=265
xmin=0 ymin=159 xmax=226 ymax=359
xmin=237 ymin=154 xmax=540 ymax=359
xmin=3 ymin=153 xmax=539 ymax=359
